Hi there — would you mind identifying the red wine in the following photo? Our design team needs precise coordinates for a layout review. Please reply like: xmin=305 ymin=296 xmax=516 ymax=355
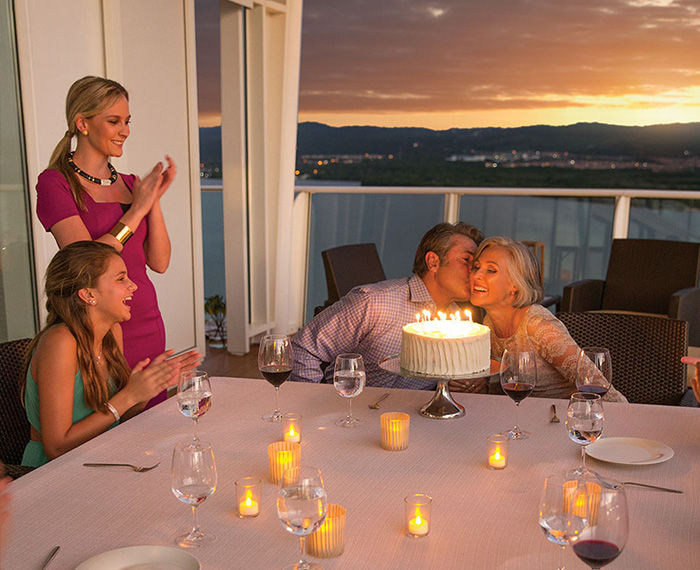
xmin=573 ymin=539 xmax=621 ymax=567
xmin=261 ymin=365 xmax=292 ymax=387
xmin=579 ymin=385 xmax=609 ymax=397
xmin=502 ymin=382 xmax=534 ymax=403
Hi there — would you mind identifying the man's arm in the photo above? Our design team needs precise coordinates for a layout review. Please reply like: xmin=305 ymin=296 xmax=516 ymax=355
xmin=291 ymin=289 xmax=371 ymax=383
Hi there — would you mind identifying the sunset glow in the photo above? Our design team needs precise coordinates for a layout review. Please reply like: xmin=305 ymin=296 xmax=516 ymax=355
xmin=196 ymin=0 xmax=700 ymax=129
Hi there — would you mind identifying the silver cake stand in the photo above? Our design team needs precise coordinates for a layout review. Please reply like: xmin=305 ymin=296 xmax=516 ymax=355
xmin=379 ymin=355 xmax=499 ymax=419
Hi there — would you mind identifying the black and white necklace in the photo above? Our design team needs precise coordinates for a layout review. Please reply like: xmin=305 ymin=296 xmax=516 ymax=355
xmin=68 ymin=152 xmax=118 ymax=186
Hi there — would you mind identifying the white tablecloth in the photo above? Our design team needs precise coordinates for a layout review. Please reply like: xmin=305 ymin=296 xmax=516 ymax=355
xmin=5 ymin=378 xmax=700 ymax=569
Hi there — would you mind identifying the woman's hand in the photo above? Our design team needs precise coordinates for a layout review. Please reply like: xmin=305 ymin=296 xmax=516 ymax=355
xmin=692 ymin=363 xmax=700 ymax=403
xmin=167 ymin=349 xmax=202 ymax=376
xmin=130 ymin=163 xmax=164 ymax=216
xmin=448 ymin=377 xmax=488 ymax=393
xmin=156 ymin=155 xmax=177 ymax=199
xmin=124 ymin=350 xmax=179 ymax=404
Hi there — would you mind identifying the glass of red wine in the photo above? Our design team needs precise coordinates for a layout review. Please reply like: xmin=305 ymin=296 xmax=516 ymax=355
xmin=258 ymin=334 xmax=294 ymax=422
xmin=566 ymin=392 xmax=604 ymax=475
xmin=500 ymin=348 xmax=537 ymax=440
xmin=576 ymin=347 xmax=612 ymax=397
xmin=573 ymin=481 xmax=628 ymax=569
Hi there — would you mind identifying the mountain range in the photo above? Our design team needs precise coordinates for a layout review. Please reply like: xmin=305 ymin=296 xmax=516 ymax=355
xmin=199 ymin=122 xmax=700 ymax=166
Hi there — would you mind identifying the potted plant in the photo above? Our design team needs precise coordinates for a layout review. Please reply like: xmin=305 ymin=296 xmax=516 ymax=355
xmin=204 ymin=294 xmax=226 ymax=348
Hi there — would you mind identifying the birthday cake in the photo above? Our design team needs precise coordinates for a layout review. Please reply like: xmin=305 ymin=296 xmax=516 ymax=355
xmin=400 ymin=318 xmax=491 ymax=377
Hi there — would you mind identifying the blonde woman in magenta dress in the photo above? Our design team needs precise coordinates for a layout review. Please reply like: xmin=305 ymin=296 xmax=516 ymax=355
xmin=469 ymin=237 xmax=627 ymax=402
xmin=35 ymin=76 xmax=174 ymax=407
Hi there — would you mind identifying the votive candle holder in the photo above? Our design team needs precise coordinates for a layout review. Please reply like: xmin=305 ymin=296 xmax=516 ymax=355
xmin=267 ymin=441 xmax=301 ymax=484
xmin=282 ymin=413 xmax=302 ymax=443
xmin=380 ymin=412 xmax=410 ymax=451
xmin=487 ymin=434 xmax=509 ymax=469
xmin=306 ymin=503 xmax=346 ymax=558
xmin=235 ymin=477 xmax=261 ymax=518
xmin=405 ymin=493 xmax=432 ymax=538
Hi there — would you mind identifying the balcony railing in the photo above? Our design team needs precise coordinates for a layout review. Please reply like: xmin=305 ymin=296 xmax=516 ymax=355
xmin=202 ymin=183 xmax=700 ymax=327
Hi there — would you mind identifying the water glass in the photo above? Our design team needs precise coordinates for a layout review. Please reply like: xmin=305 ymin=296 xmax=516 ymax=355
xmin=333 ymin=353 xmax=366 ymax=427
xmin=177 ymin=369 xmax=212 ymax=440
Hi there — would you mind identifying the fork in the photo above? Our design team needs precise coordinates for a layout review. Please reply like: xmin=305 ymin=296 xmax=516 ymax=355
xmin=368 ymin=393 xmax=390 ymax=409
xmin=594 ymin=472 xmax=683 ymax=494
xmin=549 ymin=404 xmax=560 ymax=423
xmin=83 ymin=461 xmax=161 ymax=472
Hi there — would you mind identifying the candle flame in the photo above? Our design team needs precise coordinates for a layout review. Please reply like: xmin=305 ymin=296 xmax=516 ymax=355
xmin=288 ymin=426 xmax=297 ymax=437
xmin=464 ymin=309 xmax=472 ymax=321
xmin=244 ymin=495 xmax=253 ymax=507
xmin=414 ymin=514 xmax=423 ymax=525
xmin=494 ymin=450 xmax=502 ymax=460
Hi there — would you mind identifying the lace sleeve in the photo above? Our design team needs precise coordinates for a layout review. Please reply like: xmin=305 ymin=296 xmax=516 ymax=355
xmin=526 ymin=310 xmax=628 ymax=403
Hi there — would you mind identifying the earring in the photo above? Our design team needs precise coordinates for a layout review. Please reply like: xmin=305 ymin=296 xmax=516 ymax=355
xmin=90 ymin=299 xmax=96 ymax=305
xmin=82 ymin=130 xmax=88 ymax=136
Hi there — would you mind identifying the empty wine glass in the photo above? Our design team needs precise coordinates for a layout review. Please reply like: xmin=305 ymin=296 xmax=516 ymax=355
xmin=333 ymin=353 xmax=366 ymax=427
xmin=500 ymin=348 xmax=537 ymax=439
xmin=566 ymin=392 xmax=604 ymax=475
xmin=572 ymin=482 xmax=628 ymax=569
xmin=177 ymin=369 xmax=212 ymax=441
xmin=171 ymin=440 xmax=217 ymax=547
xmin=277 ymin=465 xmax=327 ymax=570
xmin=259 ymin=334 xmax=294 ymax=422
xmin=576 ymin=347 xmax=612 ymax=397
xmin=538 ymin=473 xmax=591 ymax=570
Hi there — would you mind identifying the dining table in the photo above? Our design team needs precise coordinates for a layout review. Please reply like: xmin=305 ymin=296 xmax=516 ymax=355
xmin=5 ymin=377 xmax=700 ymax=569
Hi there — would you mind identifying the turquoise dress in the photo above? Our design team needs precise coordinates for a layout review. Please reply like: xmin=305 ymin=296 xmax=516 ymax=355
xmin=22 ymin=366 xmax=118 ymax=467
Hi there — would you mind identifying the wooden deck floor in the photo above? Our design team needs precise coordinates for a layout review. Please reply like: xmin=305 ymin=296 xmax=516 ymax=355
xmin=201 ymin=343 xmax=263 ymax=379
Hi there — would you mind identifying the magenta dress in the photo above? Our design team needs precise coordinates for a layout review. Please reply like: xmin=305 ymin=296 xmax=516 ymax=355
xmin=36 ymin=169 xmax=167 ymax=406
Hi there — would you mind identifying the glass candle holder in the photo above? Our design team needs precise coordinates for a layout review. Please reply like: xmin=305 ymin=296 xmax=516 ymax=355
xmin=563 ymin=478 xmax=602 ymax=524
xmin=487 ymin=434 xmax=509 ymax=469
xmin=380 ymin=412 xmax=410 ymax=451
xmin=282 ymin=413 xmax=302 ymax=443
xmin=306 ymin=503 xmax=346 ymax=558
xmin=235 ymin=477 xmax=261 ymax=518
xmin=267 ymin=441 xmax=301 ymax=484
xmin=404 ymin=493 xmax=432 ymax=538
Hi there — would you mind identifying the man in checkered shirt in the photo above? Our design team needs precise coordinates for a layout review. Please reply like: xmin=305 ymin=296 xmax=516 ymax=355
xmin=291 ymin=222 xmax=484 ymax=389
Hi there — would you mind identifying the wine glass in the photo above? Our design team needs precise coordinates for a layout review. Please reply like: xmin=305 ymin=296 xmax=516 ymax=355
xmin=566 ymin=392 xmax=604 ymax=475
xmin=576 ymin=347 xmax=612 ymax=397
xmin=171 ymin=440 xmax=217 ymax=547
xmin=277 ymin=465 xmax=327 ymax=570
xmin=177 ymin=369 xmax=212 ymax=441
xmin=500 ymin=348 xmax=537 ymax=439
xmin=538 ymin=473 xmax=591 ymax=570
xmin=258 ymin=334 xmax=294 ymax=422
xmin=333 ymin=353 xmax=366 ymax=427
xmin=572 ymin=482 xmax=628 ymax=569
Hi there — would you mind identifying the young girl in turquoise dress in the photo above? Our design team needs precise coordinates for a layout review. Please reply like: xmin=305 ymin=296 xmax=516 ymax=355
xmin=22 ymin=241 xmax=199 ymax=467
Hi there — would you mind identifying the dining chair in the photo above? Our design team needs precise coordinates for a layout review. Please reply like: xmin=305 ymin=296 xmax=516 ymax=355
xmin=560 ymin=239 xmax=700 ymax=345
xmin=558 ymin=312 xmax=688 ymax=405
xmin=0 ymin=338 xmax=34 ymax=477
xmin=314 ymin=243 xmax=387 ymax=315
xmin=519 ymin=240 xmax=561 ymax=312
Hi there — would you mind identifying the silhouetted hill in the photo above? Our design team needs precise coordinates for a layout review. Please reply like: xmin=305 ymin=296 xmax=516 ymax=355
xmin=199 ymin=122 xmax=700 ymax=169
xmin=295 ymin=122 xmax=700 ymax=159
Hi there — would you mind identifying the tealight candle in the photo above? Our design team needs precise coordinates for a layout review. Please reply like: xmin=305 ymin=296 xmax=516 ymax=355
xmin=235 ymin=477 xmax=261 ymax=518
xmin=380 ymin=412 xmax=410 ymax=451
xmin=404 ymin=493 xmax=432 ymax=538
xmin=487 ymin=434 xmax=509 ymax=469
xmin=306 ymin=503 xmax=346 ymax=558
xmin=282 ymin=413 xmax=302 ymax=444
xmin=267 ymin=441 xmax=301 ymax=484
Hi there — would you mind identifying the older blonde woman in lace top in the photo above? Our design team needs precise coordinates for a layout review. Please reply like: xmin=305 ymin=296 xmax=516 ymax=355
xmin=469 ymin=236 xmax=627 ymax=401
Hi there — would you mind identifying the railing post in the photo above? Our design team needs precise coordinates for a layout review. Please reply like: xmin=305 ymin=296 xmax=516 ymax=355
xmin=290 ymin=191 xmax=311 ymax=331
xmin=612 ymin=195 xmax=631 ymax=239
xmin=444 ymin=192 xmax=460 ymax=223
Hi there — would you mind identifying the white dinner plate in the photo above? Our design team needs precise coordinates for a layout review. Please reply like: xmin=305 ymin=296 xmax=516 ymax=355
xmin=76 ymin=546 xmax=200 ymax=570
xmin=585 ymin=437 xmax=674 ymax=465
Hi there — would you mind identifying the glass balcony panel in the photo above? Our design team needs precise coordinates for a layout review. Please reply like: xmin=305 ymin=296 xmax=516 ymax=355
xmin=201 ymin=187 xmax=225 ymax=299
xmin=629 ymin=198 xmax=700 ymax=242
xmin=305 ymin=193 xmax=444 ymax=322
xmin=459 ymin=194 xmax=616 ymax=294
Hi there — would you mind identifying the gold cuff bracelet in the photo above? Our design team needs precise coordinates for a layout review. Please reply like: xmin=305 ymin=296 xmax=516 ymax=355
xmin=110 ymin=222 xmax=133 ymax=245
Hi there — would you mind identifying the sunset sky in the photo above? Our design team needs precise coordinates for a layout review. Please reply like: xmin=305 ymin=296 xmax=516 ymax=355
xmin=196 ymin=0 xmax=700 ymax=129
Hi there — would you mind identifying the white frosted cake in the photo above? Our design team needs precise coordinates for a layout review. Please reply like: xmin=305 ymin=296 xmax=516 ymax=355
xmin=400 ymin=319 xmax=490 ymax=377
